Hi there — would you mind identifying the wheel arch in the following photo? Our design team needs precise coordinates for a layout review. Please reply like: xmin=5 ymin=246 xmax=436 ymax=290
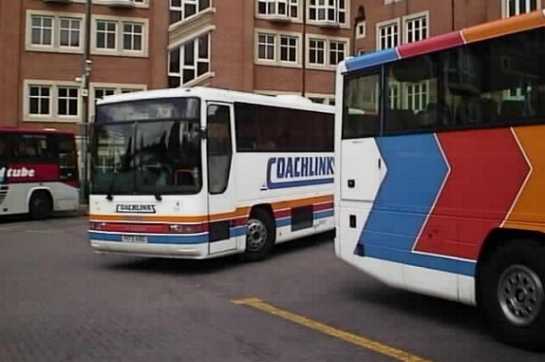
xmin=475 ymin=227 xmax=545 ymax=306
xmin=27 ymin=187 xmax=54 ymax=212
xmin=249 ymin=203 xmax=275 ymax=227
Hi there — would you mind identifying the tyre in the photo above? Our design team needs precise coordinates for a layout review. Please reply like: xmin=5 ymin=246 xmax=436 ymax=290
xmin=479 ymin=240 xmax=545 ymax=351
xmin=29 ymin=191 xmax=53 ymax=220
xmin=243 ymin=208 xmax=275 ymax=261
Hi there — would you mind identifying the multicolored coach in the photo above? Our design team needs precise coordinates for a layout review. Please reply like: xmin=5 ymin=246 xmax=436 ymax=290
xmin=335 ymin=11 xmax=545 ymax=350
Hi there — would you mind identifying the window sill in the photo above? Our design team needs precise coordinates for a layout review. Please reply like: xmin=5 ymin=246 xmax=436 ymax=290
xmin=182 ymin=72 xmax=216 ymax=88
xmin=255 ymin=60 xmax=302 ymax=69
xmin=168 ymin=7 xmax=216 ymax=32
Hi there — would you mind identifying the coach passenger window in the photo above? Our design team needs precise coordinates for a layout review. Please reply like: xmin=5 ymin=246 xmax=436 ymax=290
xmin=343 ymin=72 xmax=381 ymax=139
xmin=207 ymin=104 xmax=232 ymax=194
xmin=385 ymin=55 xmax=440 ymax=134
xmin=0 ymin=135 xmax=11 ymax=162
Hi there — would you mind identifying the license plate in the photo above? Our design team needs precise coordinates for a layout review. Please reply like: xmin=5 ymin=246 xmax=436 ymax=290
xmin=121 ymin=235 xmax=148 ymax=243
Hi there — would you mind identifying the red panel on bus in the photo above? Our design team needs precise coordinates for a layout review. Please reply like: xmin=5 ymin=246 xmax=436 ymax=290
xmin=397 ymin=31 xmax=465 ymax=59
xmin=414 ymin=129 xmax=530 ymax=260
xmin=2 ymin=164 xmax=59 ymax=184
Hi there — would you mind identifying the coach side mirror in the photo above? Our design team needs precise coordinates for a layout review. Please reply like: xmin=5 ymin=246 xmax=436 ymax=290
xmin=198 ymin=127 xmax=207 ymax=140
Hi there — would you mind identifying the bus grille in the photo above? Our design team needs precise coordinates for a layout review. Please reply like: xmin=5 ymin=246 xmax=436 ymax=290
xmin=0 ymin=186 xmax=8 ymax=205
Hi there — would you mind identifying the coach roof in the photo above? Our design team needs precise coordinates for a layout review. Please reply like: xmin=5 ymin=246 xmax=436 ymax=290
xmin=97 ymin=87 xmax=335 ymax=114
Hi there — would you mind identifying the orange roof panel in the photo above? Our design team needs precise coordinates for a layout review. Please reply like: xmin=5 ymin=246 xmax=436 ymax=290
xmin=463 ymin=11 xmax=545 ymax=44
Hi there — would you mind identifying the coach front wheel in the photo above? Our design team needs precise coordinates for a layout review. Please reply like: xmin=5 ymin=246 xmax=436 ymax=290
xmin=479 ymin=241 xmax=545 ymax=351
xmin=243 ymin=209 xmax=275 ymax=261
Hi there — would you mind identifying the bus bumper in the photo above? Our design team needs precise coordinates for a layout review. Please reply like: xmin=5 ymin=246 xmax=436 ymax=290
xmin=89 ymin=240 xmax=210 ymax=259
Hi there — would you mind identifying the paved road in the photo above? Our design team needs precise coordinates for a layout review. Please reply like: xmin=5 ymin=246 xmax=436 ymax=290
xmin=0 ymin=216 xmax=543 ymax=361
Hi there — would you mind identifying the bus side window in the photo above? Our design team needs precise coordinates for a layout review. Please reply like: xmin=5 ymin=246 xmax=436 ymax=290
xmin=0 ymin=135 xmax=11 ymax=163
xmin=343 ymin=72 xmax=381 ymax=139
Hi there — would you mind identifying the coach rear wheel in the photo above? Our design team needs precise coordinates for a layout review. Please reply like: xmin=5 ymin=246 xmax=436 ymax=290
xmin=243 ymin=209 xmax=275 ymax=261
xmin=29 ymin=191 xmax=52 ymax=220
xmin=479 ymin=241 xmax=545 ymax=351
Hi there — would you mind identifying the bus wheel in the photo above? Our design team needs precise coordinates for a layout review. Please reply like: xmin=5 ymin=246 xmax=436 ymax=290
xmin=243 ymin=208 xmax=275 ymax=261
xmin=29 ymin=191 xmax=52 ymax=220
xmin=479 ymin=241 xmax=545 ymax=351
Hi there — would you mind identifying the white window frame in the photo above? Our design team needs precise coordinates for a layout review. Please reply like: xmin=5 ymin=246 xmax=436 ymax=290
xmin=306 ymin=34 xmax=349 ymax=70
xmin=403 ymin=11 xmax=429 ymax=44
xmin=254 ymin=29 xmax=303 ymax=68
xmin=169 ymin=0 xmax=215 ymax=27
xmin=279 ymin=34 xmax=298 ymax=64
xmin=122 ymin=22 xmax=144 ymax=52
xmin=384 ymin=0 xmax=403 ymax=4
xmin=23 ymin=80 xmax=83 ymax=123
xmin=256 ymin=0 xmax=301 ymax=22
xmin=356 ymin=20 xmax=366 ymax=39
xmin=91 ymin=15 xmax=149 ymax=57
xmin=28 ymin=85 xmax=52 ymax=117
xmin=502 ymin=0 xmax=541 ymax=18
xmin=71 ymin=0 xmax=149 ymax=8
xmin=257 ymin=32 xmax=277 ymax=62
xmin=57 ymin=86 xmax=80 ymax=119
xmin=59 ymin=17 xmax=82 ymax=49
xmin=26 ymin=10 xmax=85 ymax=54
xmin=307 ymin=0 xmax=349 ymax=28
xmin=89 ymin=83 xmax=147 ymax=120
xmin=95 ymin=19 xmax=117 ymax=51
xmin=168 ymin=31 xmax=213 ymax=88
xmin=376 ymin=18 xmax=400 ymax=50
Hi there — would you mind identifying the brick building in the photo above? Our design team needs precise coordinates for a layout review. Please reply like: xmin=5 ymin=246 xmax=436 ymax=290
xmin=0 ymin=0 xmax=168 ymax=134
xmin=1 ymin=0 xmax=543 ymax=136
xmin=353 ymin=0 xmax=544 ymax=55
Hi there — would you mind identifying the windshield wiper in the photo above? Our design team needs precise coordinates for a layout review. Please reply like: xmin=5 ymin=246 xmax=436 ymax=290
xmin=106 ymin=172 xmax=117 ymax=201
xmin=154 ymin=191 xmax=162 ymax=202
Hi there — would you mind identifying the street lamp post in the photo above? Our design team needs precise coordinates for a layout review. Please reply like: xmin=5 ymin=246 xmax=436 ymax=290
xmin=80 ymin=0 xmax=92 ymax=201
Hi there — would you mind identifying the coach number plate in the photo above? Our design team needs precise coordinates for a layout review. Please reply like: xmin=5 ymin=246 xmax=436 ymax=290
xmin=121 ymin=235 xmax=148 ymax=243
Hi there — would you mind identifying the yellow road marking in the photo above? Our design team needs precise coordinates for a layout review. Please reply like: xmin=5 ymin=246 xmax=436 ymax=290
xmin=232 ymin=298 xmax=431 ymax=362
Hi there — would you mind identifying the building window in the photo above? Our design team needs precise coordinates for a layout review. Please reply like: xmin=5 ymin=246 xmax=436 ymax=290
xmin=308 ymin=0 xmax=346 ymax=24
xmin=329 ymin=40 xmax=345 ymax=65
xmin=280 ymin=35 xmax=298 ymax=62
xmin=308 ymin=37 xmax=347 ymax=68
xmin=504 ymin=0 xmax=539 ymax=17
xmin=257 ymin=0 xmax=299 ymax=18
xmin=406 ymin=82 xmax=429 ymax=113
xmin=404 ymin=13 xmax=428 ymax=43
xmin=59 ymin=18 xmax=81 ymax=48
xmin=96 ymin=20 xmax=117 ymax=50
xmin=93 ymin=17 xmax=148 ymax=56
xmin=123 ymin=23 xmax=143 ymax=51
xmin=377 ymin=20 xmax=399 ymax=50
xmin=168 ymin=33 xmax=211 ymax=87
xmin=57 ymin=87 xmax=79 ymax=117
xmin=309 ymin=39 xmax=325 ymax=65
xmin=258 ymin=33 xmax=276 ymax=60
xmin=31 ymin=15 xmax=53 ymax=46
xmin=356 ymin=21 xmax=366 ymax=39
xmin=29 ymin=85 xmax=51 ymax=116
xmin=170 ymin=0 xmax=211 ymax=25
xmin=95 ymin=88 xmax=116 ymax=101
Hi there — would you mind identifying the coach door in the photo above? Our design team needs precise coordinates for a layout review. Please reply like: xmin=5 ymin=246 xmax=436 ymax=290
xmin=206 ymin=103 xmax=238 ymax=254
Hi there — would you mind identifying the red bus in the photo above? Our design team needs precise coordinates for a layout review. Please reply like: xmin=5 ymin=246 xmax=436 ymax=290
xmin=0 ymin=128 xmax=80 ymax=219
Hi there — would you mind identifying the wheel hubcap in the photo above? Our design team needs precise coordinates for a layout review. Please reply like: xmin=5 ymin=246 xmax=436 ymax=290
xmin=498 ymin=264 xmax=544 ymax=326
xmin=246 ymin=219 xmax=267 ymax=252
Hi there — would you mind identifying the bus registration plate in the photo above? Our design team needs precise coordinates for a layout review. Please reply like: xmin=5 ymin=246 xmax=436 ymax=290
xmin=121 ymin=235 xmax=148 ymax=243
